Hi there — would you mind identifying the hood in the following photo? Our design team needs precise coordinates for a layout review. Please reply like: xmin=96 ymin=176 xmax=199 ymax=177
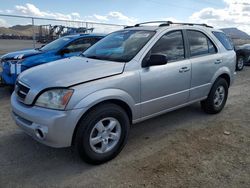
xmin=1 ymin=49 xmax=43 ymax=61
xmin=18 ymin=56 xmax=125 ymax=90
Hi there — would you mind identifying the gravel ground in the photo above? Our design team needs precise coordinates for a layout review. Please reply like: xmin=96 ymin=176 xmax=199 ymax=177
xmin=0 ymin=39 xmax=43 ymax=55
xmin=0 ymin=68 xmax=250 ymax=188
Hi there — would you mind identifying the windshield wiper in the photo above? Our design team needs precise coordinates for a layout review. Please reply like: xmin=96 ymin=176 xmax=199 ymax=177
xmin=35 ymin=47 xmax=42 ymax=51
xmin=85 ymin=55 xmax=102 ymax=60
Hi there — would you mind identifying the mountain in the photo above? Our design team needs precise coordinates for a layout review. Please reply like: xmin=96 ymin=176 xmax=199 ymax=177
xmin=10 ymin=25 xmax=34 ymax=31
xmin=0 ymin=25 xmax=39 ymax=37
xmin=220 ymin=28 xmax=250 ymax=39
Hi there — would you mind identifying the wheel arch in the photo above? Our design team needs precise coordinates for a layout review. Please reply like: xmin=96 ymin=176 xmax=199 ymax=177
xmin=211 ymin=67 xmax=232 ymax=88
xmin=218 ymin=73 xmax=230 ymax=87
xmin=71 ymin=90 xmax=135 ymax=145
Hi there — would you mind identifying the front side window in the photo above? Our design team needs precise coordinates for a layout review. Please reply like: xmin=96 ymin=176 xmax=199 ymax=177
xmin=83 ymin=30 xmax=155 ymax=62
xmin=66 ymin=38 xmax=97 ymax=53
xmin=40 ymin=37 xmax=72 ymax=51
xmin=187 ymin=30 xmax=217 ymax=57
xmin=150 ymin=31 xmax=185 ymax=62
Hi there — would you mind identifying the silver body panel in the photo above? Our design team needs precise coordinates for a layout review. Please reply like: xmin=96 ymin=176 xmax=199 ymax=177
xmin=11 ymin=25 xmax=236 ymax=147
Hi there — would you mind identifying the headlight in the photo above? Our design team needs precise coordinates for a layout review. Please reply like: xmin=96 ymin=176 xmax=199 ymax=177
xmin=35 ymin=89 xmax=74 ymax=110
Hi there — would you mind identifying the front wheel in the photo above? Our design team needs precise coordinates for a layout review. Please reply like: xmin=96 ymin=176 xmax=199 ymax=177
xmin=236 ymin=55 xmax=245 ymax=71
xmin=201 ymin=78 xmax=228 ymax=114
xmin=74 ymin=103 xmax=130 ymax=164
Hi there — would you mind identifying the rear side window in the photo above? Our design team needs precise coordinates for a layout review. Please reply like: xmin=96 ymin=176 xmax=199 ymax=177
xmin=187 ymin=30 xmax=217 ymax=57
xmin=151 ymin=31 xmax=185 ymax=62
xmin=212 ymin=31 xmax=234 ymax=50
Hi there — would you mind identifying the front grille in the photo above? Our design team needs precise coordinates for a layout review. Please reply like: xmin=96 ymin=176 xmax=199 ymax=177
xmin=16 ymin=81 xmax=30 ymax=100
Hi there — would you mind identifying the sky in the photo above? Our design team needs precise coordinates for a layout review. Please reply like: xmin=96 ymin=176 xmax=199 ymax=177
xmin=0 ymin=0 xmax=250 ymax=34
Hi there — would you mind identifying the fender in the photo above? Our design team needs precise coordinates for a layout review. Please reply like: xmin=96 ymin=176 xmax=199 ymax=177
xmin=210 ymin=66 xmax=232 ymax=87
xmin=73 ymin=88 xmax=139 ymax=120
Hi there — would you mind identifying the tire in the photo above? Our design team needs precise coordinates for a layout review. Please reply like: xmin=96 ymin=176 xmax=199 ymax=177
xmin=236 ymin=55 xmax=245 ymax=71
xmin=201 ymin=78 xmax=228 ymax=114
xmin=74 ymin=103 xmax=130 ymax=164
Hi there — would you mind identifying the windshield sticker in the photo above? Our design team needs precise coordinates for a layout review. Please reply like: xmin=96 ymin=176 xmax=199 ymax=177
xmin=62 ymin=38 xmax=70 ymax=41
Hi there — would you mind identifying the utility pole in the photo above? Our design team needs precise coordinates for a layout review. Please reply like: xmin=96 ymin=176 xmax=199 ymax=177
xmin=32 ymin=18 xmax=35 ymax=48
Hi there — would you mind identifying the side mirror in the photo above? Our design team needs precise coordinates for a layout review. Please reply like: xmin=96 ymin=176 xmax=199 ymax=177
xmin=59 ymin=48 xmax=70 ymax=56
xmin=142 ymin=54 xmax=168 ymax=68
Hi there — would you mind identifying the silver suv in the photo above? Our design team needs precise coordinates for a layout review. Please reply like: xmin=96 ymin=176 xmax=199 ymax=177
xmin=11 ymin=21 xmax=236 ymax=164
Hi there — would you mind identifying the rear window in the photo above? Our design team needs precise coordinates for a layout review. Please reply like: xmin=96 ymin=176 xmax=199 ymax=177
xmin=212 ymin=31 xmax=234 ymax=50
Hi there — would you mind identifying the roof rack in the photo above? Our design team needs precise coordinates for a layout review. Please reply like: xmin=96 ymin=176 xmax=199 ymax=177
xmin=171 ymin=22 xmax=213 ymax=28
xmin=125 ymin=21 xmax=213 ymax=28
xmin=134 ymin=21 xmax=173 ymax=27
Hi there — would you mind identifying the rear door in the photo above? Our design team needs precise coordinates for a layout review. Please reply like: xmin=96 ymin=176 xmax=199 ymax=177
xmin=140 ymin=30 xmax=191 ymax=118
xmin=186 ymin=30 xmax=219 ymax=101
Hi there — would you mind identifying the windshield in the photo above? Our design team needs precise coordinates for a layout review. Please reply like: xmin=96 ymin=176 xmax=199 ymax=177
xmin=40 ymin=37 xmax=72 ymax=51
xmin=83 ymin=30 xmax=155 ymax=62
xmin=241 ymin=44 xmax=250 ymax=49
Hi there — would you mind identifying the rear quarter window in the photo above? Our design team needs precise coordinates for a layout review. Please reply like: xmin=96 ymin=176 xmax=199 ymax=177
xmin=212 ymin=31 xmax=234 ymax=51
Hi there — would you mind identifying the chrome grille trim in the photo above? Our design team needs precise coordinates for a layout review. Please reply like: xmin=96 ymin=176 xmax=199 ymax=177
xmin=15 ymin=80 xmax=30 ymax=101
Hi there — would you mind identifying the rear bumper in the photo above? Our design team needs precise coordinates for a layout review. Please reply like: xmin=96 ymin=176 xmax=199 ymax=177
xmin=11 ymin=93 xmax=86 ymax=148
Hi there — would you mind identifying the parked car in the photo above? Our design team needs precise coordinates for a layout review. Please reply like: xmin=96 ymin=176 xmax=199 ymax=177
xmin=0 ymin=33 xmax=105 ymax=85
xmin=11 ymin=21 xmax=236 ymax=164
xmin=235 ymin=44 xmax=250 ymax=71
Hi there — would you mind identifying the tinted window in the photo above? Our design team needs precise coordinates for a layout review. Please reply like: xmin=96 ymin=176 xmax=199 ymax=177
xmin=240 ymin=44 xmax=250 ymax=50
xmin=40 ymin=37 xmax=72 ymax=51
xmin=212 ymin=31 xmax=234 ymax=50
xmin=208 ymin=39 xmax=216 ymax=54
xmin=187 ymin=30 xmax=217 ymax=57
xmin=150 ymin=31 xmax=185 ymax=62
xmin=66 ymin=38 xmax=98 ymax=53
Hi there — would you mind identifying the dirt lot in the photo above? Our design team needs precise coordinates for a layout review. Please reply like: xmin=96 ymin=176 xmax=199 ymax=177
xmin=0 ymin=68 xmax=250 ymax=188
xmin=0 ymin=39 xmax=42 ymax=55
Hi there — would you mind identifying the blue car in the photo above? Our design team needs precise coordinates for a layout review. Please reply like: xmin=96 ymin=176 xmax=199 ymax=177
xmin=0 ymin=33 xmax=105 ymax=85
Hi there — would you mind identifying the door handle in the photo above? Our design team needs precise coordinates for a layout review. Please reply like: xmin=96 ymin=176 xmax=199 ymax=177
xmin=179 ymin=67 xmax=190 ymax=73
xmin=215 ymin=59 xmax=222 ymax=64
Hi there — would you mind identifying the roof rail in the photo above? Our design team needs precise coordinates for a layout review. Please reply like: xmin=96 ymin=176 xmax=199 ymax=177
xmin=171 ymin=22 xmax=213 ymax=28
xmin=125 ymin=21 xmax=213 ymax=29
xmin=134 ymin=21 xmax=173 ymax=27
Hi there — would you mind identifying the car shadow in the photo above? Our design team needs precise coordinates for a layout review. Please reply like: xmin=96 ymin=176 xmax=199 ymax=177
xmin=1 ymin=103 xmax=208 ymax=166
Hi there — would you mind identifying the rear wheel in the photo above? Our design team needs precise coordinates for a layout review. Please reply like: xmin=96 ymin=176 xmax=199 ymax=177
xmin=74 ymin=103 xmax=130 ymax=164
xmin=201 ymin=78 xmax=228 ymax=114
xmin=236 ymin=55 xmax=245 ymax=71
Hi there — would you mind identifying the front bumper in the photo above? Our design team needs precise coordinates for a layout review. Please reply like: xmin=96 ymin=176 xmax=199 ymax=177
xmin=1 ymin=61 xmax=23 ymax=85
xmin=11 ymin=93 xmax=86 ymax=148
xmin=0 ymin=63 xmax=4 ymax=85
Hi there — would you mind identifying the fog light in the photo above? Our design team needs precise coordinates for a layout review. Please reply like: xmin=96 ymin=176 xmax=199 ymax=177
xmin=35 ymin=128 xmax=45 ymax=140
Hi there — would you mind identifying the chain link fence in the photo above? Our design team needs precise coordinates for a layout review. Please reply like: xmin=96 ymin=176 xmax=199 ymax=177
xmin=0 ymin=14 xmax=125 ymax=55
